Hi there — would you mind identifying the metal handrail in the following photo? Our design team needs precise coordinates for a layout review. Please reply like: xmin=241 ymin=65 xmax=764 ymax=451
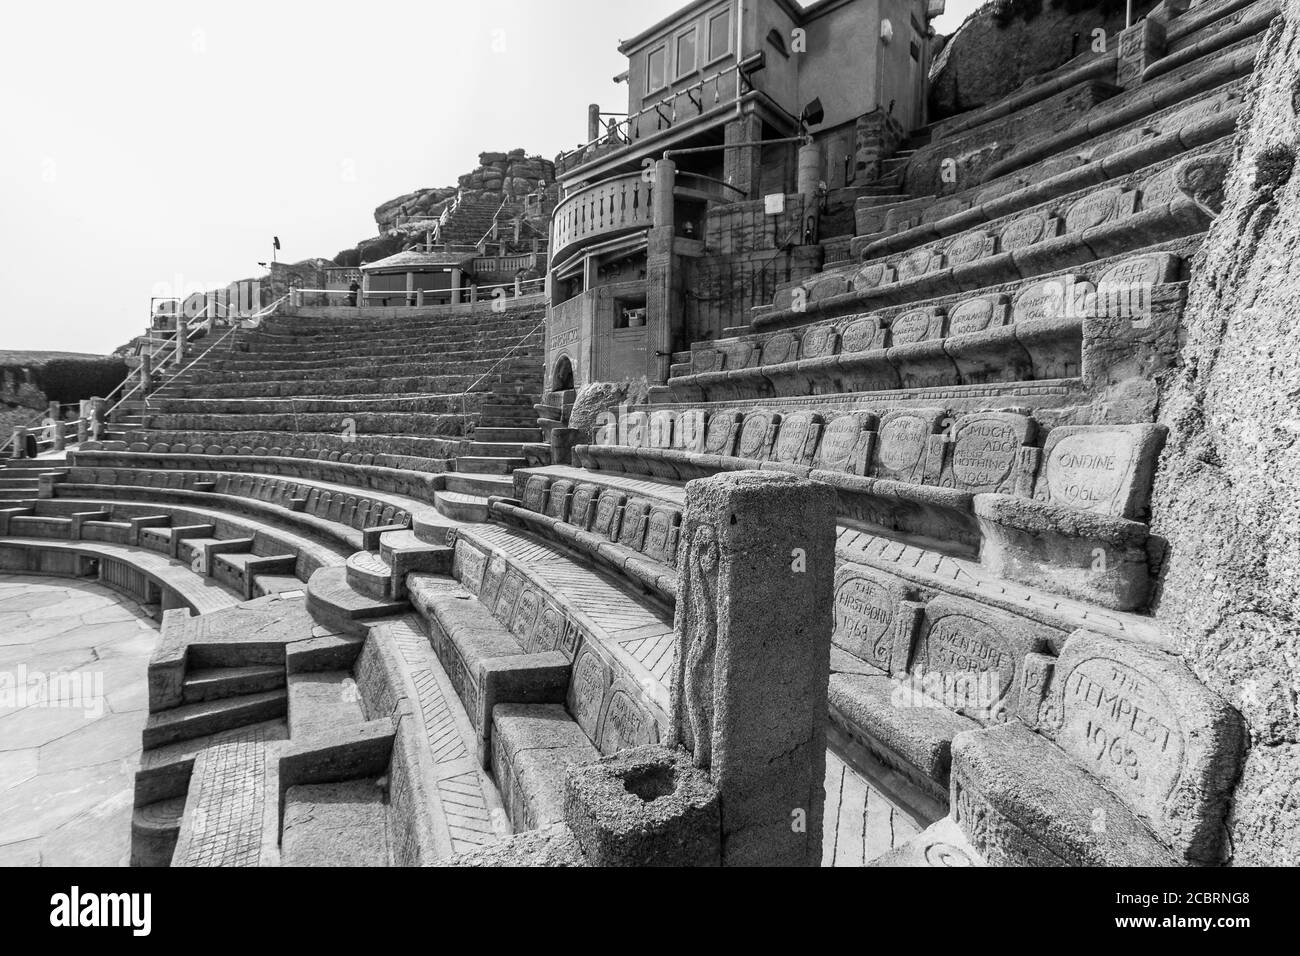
xmin=459 ymin=314 xmax=548 ymax=423
xmin=475 ymin=197 xmax=511 ymax=248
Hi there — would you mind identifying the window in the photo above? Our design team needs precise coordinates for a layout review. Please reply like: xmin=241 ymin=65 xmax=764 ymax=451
xmin=707 ymin=9 xmax=731 ymax=62
xmin=647 ymin=46 xmax=666 ymax=92
xmin=675 ymin=28 xmax=697 ymax=78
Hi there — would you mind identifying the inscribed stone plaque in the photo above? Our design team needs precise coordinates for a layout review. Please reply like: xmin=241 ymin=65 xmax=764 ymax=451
xmin=719 ymin=341 xmax=755 ymax=370
xmin=761 ymin=333 xmax=798 ymax=366
xmin=454 ymin=540 xmax=488 ymax=594
xmin=895 ymin=249 xmax=935 ymax=282
xmin=545 ymin=479 xmax=574 ymax=521
xmin=691 ymin=349 xmax=719 ymax=373
xmin=530 ymin=600 xmax=567 ymax=655
xmin=947 ymin=296 xmax=1004 ymax=336
xmin=832 ymin=566 xmax=899 ymax=669
xmin=943 ymin=412 xmax=1036 ymax=494
xmin=1095 ymin=253 xmax=1180 ymax=318
xmin=676 ymin=409 xmax=707 ymax=452
xmin=642 ymin=507 xmax=680 ymax=563
xmin=703 ymin=411 xmax=742 ymax=456
xmin=479 ymin=554 xmax=508 ymax=609
xmin=771 ymin=411 xmax=823 ymax=465
xmin=568 ymin=644 xmax=611 ymax=741
xmin=1064 ymin=186 xmax=1125 ymax=233
xmin=495 ymin=568 xmax=525 ymax=622
xmin=813 ymin=412 xmax=875 ymax=474
xmin=568 ymin=484 xmax=600 ymax=529
xmin=510 ymin=585 xmax=543 ymax=643
xmin=808 ymin=274 xmax=851 ymax=303
xmin=592 ymin=490 xmax=626 ymax=539
xmin=889 ymin=308 xmax=939 ymax=345
xmin=597 ymin=681 xmax=659 ymax=754
xmin=801 ymin=325 xmax=839 ymax=358
xmin=1000 ymin=214 xmax=1048 ymax=250
xmin=871 ymin=409 xmax=945 ymax=483
xmin=618 ymin=498 xmax=650 ymax=549
xmin=521 ymin=475 xmax=550 ymax=513
xmin=1139 ymin=164 xmax=1182 ymax=211
xmin=1012 ymin=275 xmax=1093 ymax=322
xmin=648 ymin=410 xmax=675 ymax=449
xmin=910 ymin=596 xmax=1052 ymax=723
xmin=737 ymin=412 xmax=779 ymax=460
xmin=854 ymin=262 xmax=895 ymax=292
xmin=840 ymin=316 xmax=884 ymax=353
xmin=1036 ymin=424 xmax=1165 ymax=519
xmin=945 ymin=231 xmax=993 ymax=266
xmin=1034 ymin=629 xmax=1244 ymax=862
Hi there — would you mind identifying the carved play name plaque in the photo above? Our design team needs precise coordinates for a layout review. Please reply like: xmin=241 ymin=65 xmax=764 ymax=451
xmin=872 ymin=408 xmax=945 ymax=483
xmin=946 ymin=296 xmax=1005 ymax=335
xmin=1000 ymin=213 xmax=1051 ymax=251
xmin=703 ymin=411 xmax=742 ymax=456
xmin=771 ymin=411 xmax=823 ymax=465
xmin=737 ymin=412 xmax=779 ymax=459
xmin=840 ymin=315 xmax=885 ymax=353
xmin=521 ymin=475 xmax=550 ymax=512
xmin=1037 ymin=423 xmax=1166 ymax=519
xmin=801 ymin=325 xmax=839 ymax=358
xmin=832 ymin=566 xmax=899 ymax=669
xmin=545 ymin=479 xmax=575 ymax=521
xmin=889 ymin=308 xmax=941 ymax=345
xmin=1033 ymin=630 xmax=1245 ymax=863
xmin=945 ymin=231 xmax=994 ymax=266
xmin=943 ymin=412 xmax=1035 ymax=494
xmin=1064 ymin=186 xmax=1132 ymax=234
xmin=854 ymin=262 xmax=896 ymax=292
xmin=761 ymin=332 xmax=798 ymax=366
xmin=1095 ymin=253 xmax=1180 ymax=318
xmin=813 ymin=412 xmax=874 ymax=474
xmin=1012 ymin=275 xmax=1094 ymax=322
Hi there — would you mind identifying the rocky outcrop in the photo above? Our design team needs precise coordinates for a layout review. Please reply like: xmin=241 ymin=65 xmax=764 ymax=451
xmin=1148 ymin=3 xmax=1299 ymax=866
xmin=372 ymin=149 xmax=556 ymax=234
xmin=930 ymin=0 xmax=1161 ymax=118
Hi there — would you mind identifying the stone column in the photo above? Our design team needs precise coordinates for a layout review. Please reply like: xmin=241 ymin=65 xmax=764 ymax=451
xmin=405 ymin=270 xmax=414 ymax=307
xmin=140 ymin=351 xmax=153 ymax=393
xmin=668 ymin=470 xmax=837 ymax=866
xmin=588 ymin=104 xmax=602 ymax=143
xmin=450 ymin=268 xmax=463 ymax=305
xmin=174 ymin=315 xmax=188 ymax=365
xmin=52 ymin=420 xmax=66 ymax=452
xmin=723 ymin=112 xmax=764 ymax=199
xmin=1116 ymin=18 xmax=1166 ymax=89
xmin=11 ymin=427 xmax=28 ymax=459
xmin=89 ymin=397 xmax=106 ymax=442
xmin=646 ymin=159 xmax=678 ymax=385
xmin=797 ymin=140 xmax=822 ymax=202
xmin=77 ymin=401 xmax=89 ymax=444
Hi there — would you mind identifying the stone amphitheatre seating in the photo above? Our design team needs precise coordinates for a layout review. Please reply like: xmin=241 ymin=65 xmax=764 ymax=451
xmin=2 ymin=0 xmax=1266 ymax=867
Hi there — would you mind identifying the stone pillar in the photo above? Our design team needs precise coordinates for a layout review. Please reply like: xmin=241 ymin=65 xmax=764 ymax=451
xmin=588 ymin=103 xmax=602 ymax=143
xmin=450 ymin=268 xmax=463 ymax=305
xmin=11 ymin=427 xmax=28 ymax=459
xmin=140 ymin=351 xmax=153 ymax=393
xmin=723 ymin=112 xmax=764 ymax=199
xmin=52 ymin=420 xmax=66 ymax=452
xmin=174 ymin=315 xmax=188 ymax=365
xmin=797 ymin=141 xmax=822 ymax=202
xmin=405 ymin=270 xmax=414 ymax=307
xmin=1116 ymin=18 xmax=1166 ymax=89
xmin=668 ymin=471 xmax=837 ymax=866
xmin=646 ymin=159 xmax=678 ymax=385
xmin=77 ymin=401 xmax=89 ymax=444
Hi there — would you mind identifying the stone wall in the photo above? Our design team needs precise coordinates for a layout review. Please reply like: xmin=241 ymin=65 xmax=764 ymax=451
xmin=1148 ymin=2 xmax=1299 ymax=866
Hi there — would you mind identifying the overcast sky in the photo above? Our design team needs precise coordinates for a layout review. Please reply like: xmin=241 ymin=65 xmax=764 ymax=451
xmin=0 ymin=0 xmax=982 ymax=355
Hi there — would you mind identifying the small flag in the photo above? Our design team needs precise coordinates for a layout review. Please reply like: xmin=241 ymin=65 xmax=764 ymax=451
xmin=273 ymin=236 xmax=281 ymax=250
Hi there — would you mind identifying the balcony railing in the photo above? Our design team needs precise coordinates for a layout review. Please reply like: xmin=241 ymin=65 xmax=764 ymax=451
xmin=551 ymin=172 xmax=655 ymax=262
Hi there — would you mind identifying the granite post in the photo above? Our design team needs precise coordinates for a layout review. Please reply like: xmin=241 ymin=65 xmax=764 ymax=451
xmin=669 ymin=470 xmax=837 ymax=866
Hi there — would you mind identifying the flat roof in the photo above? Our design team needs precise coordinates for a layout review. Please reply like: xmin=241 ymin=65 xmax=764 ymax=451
xmin=617 ymin=0 xmax=855 ymax=54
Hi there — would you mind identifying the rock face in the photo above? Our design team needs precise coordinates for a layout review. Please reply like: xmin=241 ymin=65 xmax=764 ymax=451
xmin=1148 ymin=5 xmax=1300 ymax=866
xmin=930 ymin=0 xmax=1160 ymax=118
xmin=372 ymin=148 xmax=556 ymax=234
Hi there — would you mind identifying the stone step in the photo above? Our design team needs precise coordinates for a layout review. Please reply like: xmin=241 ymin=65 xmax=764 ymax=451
xmin=171 ymin=735 xmax=281 ymax=867
xmin=433 ymin=489 xmax=490 ymax=522
xmin=143 ymin=690 xmax=289 ymax=749
xmin=281 ymin=780 xmax=391 ymax=866
xmin=287 ymin=670 xmax=367 ymax=740
xmin=444 ymin=472 xmax=514 ymax=497
xmin=467 ymin=441 xmax=531 ymax=457
xmin=130 ymin=796 xmax=188 ymax=867
xmin=473 ymin=427 xmax=541 ymax=443
xmin=305 ymin=566 xmax=408 ymax=636
xmin=182 ymin=665 xmax=286 ymax=705
xmin=455 ymin=456 xmax=525 ymax=475
xmin=345 ymin=549 xmax=394 ymax=600
xmin=252 ymin=574 xmax=308 ymax=599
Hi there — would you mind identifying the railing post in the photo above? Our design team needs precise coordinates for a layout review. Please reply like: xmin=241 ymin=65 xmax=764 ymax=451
xmin=514 ymin=277 xmax=523 ymax=298
xmin=11 ymin=427 xmax=27 ymax=459
xmin=175 ymin=315 xmax=188 ymax=365
xmin=77 ymin=401 xmax=89 ymax=444
xmin=140 ymin=351 xmax=153 ymax=393
xmin=52 ymin=420 xmax=66 ymax=452
xmin=89 ymin=397 xmax=106 ymax=442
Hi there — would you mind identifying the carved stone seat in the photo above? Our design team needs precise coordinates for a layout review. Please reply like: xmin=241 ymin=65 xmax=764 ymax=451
xmin=491 ymin=703 xmax=600 ymax=831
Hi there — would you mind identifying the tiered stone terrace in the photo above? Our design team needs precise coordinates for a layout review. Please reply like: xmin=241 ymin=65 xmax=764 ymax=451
xmin=0 ymin=0 xmax=1275 ymax=866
